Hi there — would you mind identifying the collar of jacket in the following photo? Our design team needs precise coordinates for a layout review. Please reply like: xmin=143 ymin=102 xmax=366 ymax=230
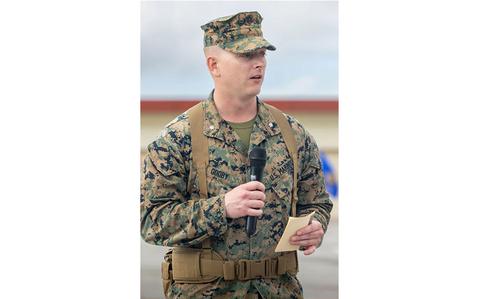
xmin=201 ymin=90 xmax=282 ymax=148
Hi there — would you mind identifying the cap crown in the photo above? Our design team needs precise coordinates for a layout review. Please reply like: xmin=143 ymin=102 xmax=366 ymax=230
xmin=201 ymin=11 xmax=276 ymax=53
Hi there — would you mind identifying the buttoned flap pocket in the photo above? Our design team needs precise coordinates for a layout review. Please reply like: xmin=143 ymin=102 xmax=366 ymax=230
xmin=151 ymin=146 xmax=181 ymax=177
xmin=265 ymin=157 xmax=294 ymax=202
xmin=266 ymin=170 xmax=293 ymax=217
xmin=206 ymin=164 xmax=243 ymax=197
xmin=207 ymin=165 xmax=231 ymax=185
xmin=158 ymin=163 xmax=179 ymax=177
xmin=270 ymin=176 xmax=293 ymax=203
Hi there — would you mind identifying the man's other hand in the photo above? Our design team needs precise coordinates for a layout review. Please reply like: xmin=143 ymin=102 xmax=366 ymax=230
xmin=289 ymin=220 xmax=325 ymax=255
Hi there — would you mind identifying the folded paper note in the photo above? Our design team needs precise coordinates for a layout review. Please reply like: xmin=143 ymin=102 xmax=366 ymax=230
xmin=275 ymin=211 xmax=315 ymax=252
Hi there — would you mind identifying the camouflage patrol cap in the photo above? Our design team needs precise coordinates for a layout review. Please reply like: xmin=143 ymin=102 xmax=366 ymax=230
xmin=200 ymin=11 xmax=276 ymax=54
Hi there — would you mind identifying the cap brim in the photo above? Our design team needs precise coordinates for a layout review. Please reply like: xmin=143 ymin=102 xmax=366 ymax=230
xmin=222 ymin=36 xmax=276 ymax=54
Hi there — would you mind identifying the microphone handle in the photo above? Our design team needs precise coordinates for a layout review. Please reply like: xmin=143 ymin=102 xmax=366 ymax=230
xmin=246 ymin=216 xmax=256 ymax=236
xmin=246 ymin=174 xmax=259 ymax=236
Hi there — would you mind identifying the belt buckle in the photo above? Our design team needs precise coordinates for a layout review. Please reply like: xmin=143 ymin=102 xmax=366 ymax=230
xmin=236 ymin=259 xmax=250 ymax=280
xmin=264 ymin=258 xmax=272 ymax=278
xmin=250 ymin=259 xmax=267 ymax=278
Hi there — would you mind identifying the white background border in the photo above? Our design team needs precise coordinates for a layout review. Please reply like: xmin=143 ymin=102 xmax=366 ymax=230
xmin=1 ymin=1 xmax=479 ymax=298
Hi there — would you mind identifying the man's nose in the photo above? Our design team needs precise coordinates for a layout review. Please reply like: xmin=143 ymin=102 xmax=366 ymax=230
xmin=254 ymin=58 xmax=265 ymax=69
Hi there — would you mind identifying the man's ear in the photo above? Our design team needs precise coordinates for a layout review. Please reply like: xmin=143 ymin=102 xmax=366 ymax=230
xmin=207 ymin=57 xmax=220 ymax=77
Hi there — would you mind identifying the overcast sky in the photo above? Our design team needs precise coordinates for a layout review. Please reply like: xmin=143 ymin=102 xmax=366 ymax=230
xmin=141 ymin=1 xmax=338 ymax=99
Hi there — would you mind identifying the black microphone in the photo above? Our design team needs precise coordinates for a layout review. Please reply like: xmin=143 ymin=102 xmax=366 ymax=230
xmin=246 ymin=147 xmax=267 ymax=236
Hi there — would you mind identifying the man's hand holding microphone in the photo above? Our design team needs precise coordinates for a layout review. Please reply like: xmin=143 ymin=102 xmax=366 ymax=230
xmin=224 ymin=147 xmax=266 ymax=237
xmin=224 ymin=181 xmax=266 ymax=219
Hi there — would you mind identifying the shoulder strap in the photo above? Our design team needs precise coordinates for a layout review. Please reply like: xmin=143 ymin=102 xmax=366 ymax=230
xmin=187 ymin=102 xmax=208 ymax=199
xmin=264 ymin=104 xmax=299 ymax=217
xmin=264 ymin=104 xmax=299 ymax=268
xmin=186 ymin=102 xmax=212 ymax=249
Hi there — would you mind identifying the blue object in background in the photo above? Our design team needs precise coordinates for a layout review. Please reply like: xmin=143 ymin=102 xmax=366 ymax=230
xmin=319 ymin=151 xmax=338 ymax=199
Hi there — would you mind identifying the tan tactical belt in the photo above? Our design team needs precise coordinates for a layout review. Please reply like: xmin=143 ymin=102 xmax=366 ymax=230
xmin=162 ymin=248 xmax=298 ymax=283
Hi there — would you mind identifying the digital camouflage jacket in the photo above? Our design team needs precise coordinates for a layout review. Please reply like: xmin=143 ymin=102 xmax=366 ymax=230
xmin=141 ymin=91 xmax=333 ymax=298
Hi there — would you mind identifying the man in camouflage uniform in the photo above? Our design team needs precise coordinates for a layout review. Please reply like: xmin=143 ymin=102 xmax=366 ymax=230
xmin=141 ymin=11 xmax=333 ymax=299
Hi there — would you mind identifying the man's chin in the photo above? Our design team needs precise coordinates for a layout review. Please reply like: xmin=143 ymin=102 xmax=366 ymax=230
xmin=246 ymin=86 xmax=262 ymax=97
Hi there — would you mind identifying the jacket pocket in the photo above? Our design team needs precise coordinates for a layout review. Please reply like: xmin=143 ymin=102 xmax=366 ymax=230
xmin=269 ymin=173 xmax=293 ymax=215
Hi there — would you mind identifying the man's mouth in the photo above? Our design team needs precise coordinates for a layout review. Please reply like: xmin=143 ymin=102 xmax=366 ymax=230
xmin=250 ymin=75 xmax=262 ymax=79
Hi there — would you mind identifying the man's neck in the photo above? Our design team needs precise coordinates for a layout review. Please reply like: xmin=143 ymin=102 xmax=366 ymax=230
xmin=213 ymin=88 xmax=257 ymax=122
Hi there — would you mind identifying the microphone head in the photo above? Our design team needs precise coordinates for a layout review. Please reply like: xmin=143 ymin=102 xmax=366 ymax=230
xmin=249 ymin=147 xmax=266 ymax=167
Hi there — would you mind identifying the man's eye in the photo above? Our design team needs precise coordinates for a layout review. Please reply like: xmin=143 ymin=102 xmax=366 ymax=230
xmin=239 ymin=53 xmax=253 ymax=59
xmin=238 ymin=52 xmax=265 ymax=59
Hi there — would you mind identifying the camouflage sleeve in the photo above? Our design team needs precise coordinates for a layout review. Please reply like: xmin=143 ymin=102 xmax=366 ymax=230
xmin=291 ymin=118 xmax=333 ymax=236
xmin=140 ymin=126 xmax=228 ymax=247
